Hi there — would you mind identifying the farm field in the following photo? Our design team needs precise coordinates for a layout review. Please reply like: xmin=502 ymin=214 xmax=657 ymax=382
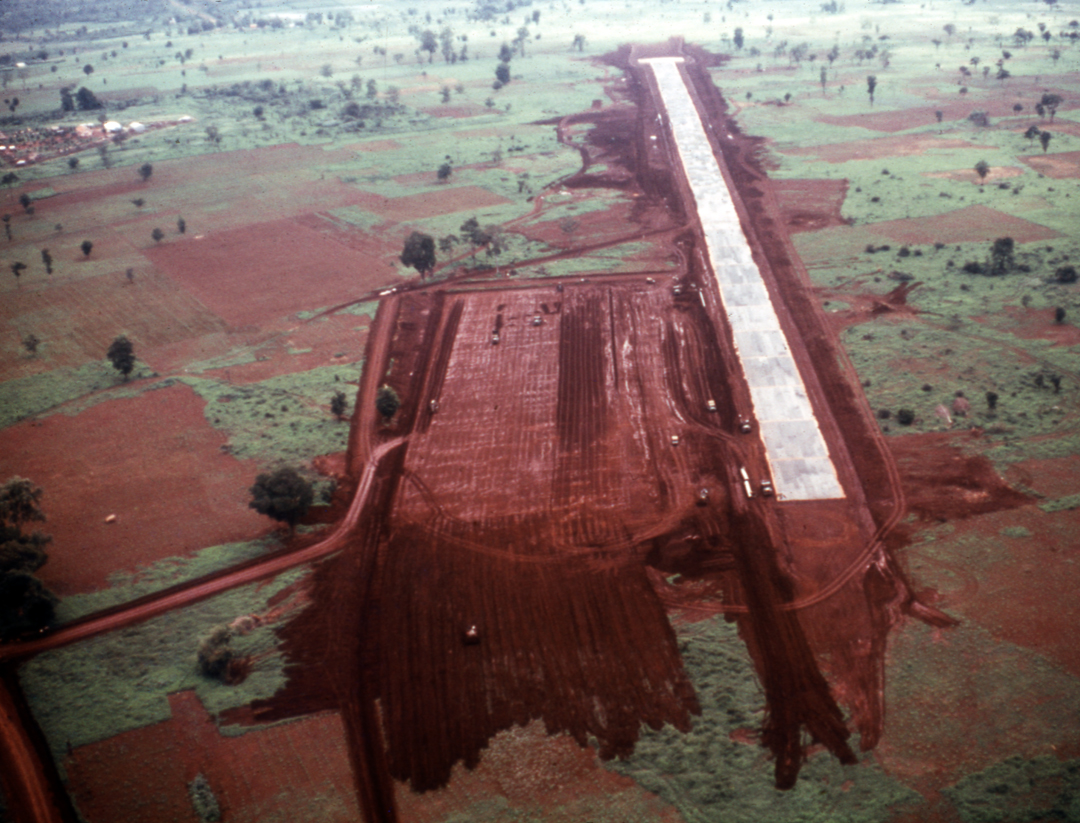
xmin=2 ymin=0 xmax=1080 ymax=822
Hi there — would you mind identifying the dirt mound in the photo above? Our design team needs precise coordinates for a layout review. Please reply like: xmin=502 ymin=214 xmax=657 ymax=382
xmin=888 ymin=432 xmax=1029 ymax=522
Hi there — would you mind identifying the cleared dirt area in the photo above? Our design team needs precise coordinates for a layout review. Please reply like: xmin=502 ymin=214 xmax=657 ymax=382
xmin=144 ymin=218 xmax=391 ymax=329
xmin=1020 ymin=149 xmax=1080 ymax=179
xmin=782 ymin=132 xmax=996 ymax=162
xmin=66 ymin=691 xmax=358 ymax=823
xmin=0 ymin=382 xmax=268 ymax=595
xmin=795 ymin=204 xmax=1060 ymax=264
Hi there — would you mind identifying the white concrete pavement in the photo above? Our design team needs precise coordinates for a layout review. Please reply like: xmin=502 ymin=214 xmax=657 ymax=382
xmin=639 ymin=56 xmax=844 ymax=501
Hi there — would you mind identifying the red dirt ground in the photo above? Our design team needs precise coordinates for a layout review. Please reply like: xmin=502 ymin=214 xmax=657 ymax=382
xmin=971 ymin=305 xmax=1080 ymax=348
xmin=0 ymin=382 xmax=269 ymax=596
xmin=143 ymin=218 xmax=392 ymax=329
xmin=65 ymin=690 xmax=359 ymax=823
xmin=1019 ymin=149 xmax=1080 ymax=179
xmin=347 ymin=185 xmax=512 ymax=221
xmin=0 ymin=270 xmax=226 ymax=382
xmin=796 ymin=205 xmax=1060 ymax=264
xmin=811 ymin=82 xmax=1079 ymax=133
xmin=770 ymin=178 xmax=849 ymax=233
xmin=781 ymin=133 xmax=994 ymax=162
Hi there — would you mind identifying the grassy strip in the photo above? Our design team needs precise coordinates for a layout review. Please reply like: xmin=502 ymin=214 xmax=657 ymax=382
xmin=54 ymin=535 xmax=283 ymax=623
xmin=0 ymin=360 xmax=150 ymax=429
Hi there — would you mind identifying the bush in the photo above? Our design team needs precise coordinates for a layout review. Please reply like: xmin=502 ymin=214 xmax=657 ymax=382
xmin=188 ymin=774 xmax=221 ymax=822
xmin=1054 ymin=265 xmax=1077 ymax=283
xmin=196 ymin=625 xmax=233 ymax=680
xmin=896 ymin=408 xmax=915 ymax=425
xmin=376 ymin=385 xmax=401 ymax=420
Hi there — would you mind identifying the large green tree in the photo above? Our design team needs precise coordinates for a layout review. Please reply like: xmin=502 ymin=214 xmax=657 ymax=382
xmin=0 ymin=477 xmax=57 ymax=640
xmin=249 ymin=468 xmax=314 ymax=532
xmin=107 ymin=335 xmax=136 ymax=380
xmin=400 ymin=231 xmax=436 ymax=278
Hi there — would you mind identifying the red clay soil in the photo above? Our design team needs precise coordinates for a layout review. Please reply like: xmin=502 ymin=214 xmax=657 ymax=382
xmin=0 ymin=270 xmax=226 ymax=382
xmin=65 ymin=690 xmax=359 ymax=823
xmin=770 ymin=178 xmax=850 ymax=233
xmin=972 ymin=305 xmax=1080 ymax=348
xmin=0 ymin=382 xmax=269 ymax=596
xmin=810 ymin=86 xmax=1077 ymax=133
xmin=143 ymin=218 xmax=392 ymax=329
xmin=887 ymin=432 xmax=1028 ymax=523
xmin=796 ymin=205 xmax=1060 ymax=265
xmin=781 ymin=132 xmax=994 ymax=162
xmin=1020 ymin=149 xmax=1080 ymax=179
xmin=233 ymin=42 xmax=943 ymax=819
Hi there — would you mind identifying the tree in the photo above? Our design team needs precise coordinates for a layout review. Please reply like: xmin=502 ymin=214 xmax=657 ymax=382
xmin=400 ymin=231 xmax=436 ymax=278
xmin=437 ymin=162 xmax=452 ymax=181
xmin=1040 ymin=93 xmax=1063 ymax=122
xmin=1040 ymin=130 xmax=1052 ymax=153
xmin=81 ymin=240 xmax=93 ymax=257
xmin=137 ymin=163 xmax=153 ymax=181
xmin=498 ymin=42 xmax=513 ymax=63
xmin=248 ymin=468 xmax=313 ymax=531
xmin=41 ymin=249 xmax=52 ymax=274
xmin=330 ymin=390 xmax=349 ymax=420
xmin=196 ymin=624 xmax=236 ymax=680
xmin=0 ymin=477 xmax=56 ymax=641
xmin=151 ymin=227 xmax=165 ymax=243
xmin=10 ymin=262 xmax=26 ymax=282
xmin=419 ymin=30 xmax=438 ymax=63
xmin=376 ymin=385 xmax=401 ymax=420
xmin=107 ymin=335 xmax=136 ymax=379
xmin=974 ymin=160 xmax=990 ymax=183
xmin=75 ymin=86 xmax=101 ymax=109
xmin=572 ymin=34 xmax=586 ymax=52
xmin=495 ymin=62 xmax=511 ymax=85
xmin=83 ymin=63 xmax=94 ymax=76
xmin=21 ymin=334 xmax=39 ymax=356
xmin=440 ymin=85 xmax=451 ymax=103
xmin=0 ymin=572 xmax=58 ymax=640
xmin=990 ymin=237 xmax=1014 ymax=275
xmin=0 ymin=477 xmax=46 ymax=529
xmin=1024 ymin=125 xmax=1041 ymax=146
xmin=733 ymin=28 xmax=744 ymax=50
xmin=866 ymin=75 xmax=877 ymax=105
xmin=177 ymin=217 xmax=186 ymax=234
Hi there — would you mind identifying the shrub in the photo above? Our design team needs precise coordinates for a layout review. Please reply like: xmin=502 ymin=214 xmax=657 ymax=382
xmin=196 ymin=625 xmax=233 ymax=680
xmin=188 ymin=774 xmax=221 ymax=822
xmin=376 ymin=385 xmax=401 ymax=420
xmin=896 ymin=408 xmax=915 ymax=425
xmin=1054 ymin=265 xmax=1077 ymax=283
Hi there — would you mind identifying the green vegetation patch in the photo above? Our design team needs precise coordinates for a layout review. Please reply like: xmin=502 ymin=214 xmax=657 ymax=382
xmin=944 ymin=755 xmax=1080 ymax=823
xmin=0 ymin=360 xmax=149 ymax=429
xmin=886 ymin=621 xmax=1080 ymax=769
xmin=180 ymin=361 xmax=361 ymax=463
xmin=19 ymin=567 xmax=306 ymax=768
xmin=606 ymin=616 xmax=920 ymax=822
